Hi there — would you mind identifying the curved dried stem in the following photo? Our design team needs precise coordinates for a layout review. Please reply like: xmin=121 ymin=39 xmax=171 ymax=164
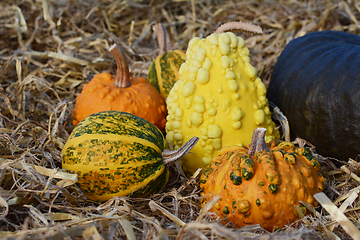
xmin=153 ymin=23 xmax=173 ymax=55
xmin=247 ymin=128 xmax=270 ymax=156
xmin=162 ymin=137 xmax=199 ymax=165
xmin=215 ymin=21 xmax=263 ymax=35
xmin=108 ymin=44 xmax=130 ymax=88
xmin=273 ymin=106 xmax=290 ymax=142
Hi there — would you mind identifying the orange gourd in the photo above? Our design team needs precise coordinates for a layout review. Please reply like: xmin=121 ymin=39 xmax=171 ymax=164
xmin=200 ymin=128 xmax=325 ymax=232
xmin=72 ymin=44 xmax=167 ymax=130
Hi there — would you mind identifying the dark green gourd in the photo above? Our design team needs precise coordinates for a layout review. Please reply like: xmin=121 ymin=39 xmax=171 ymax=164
xmin=267 ymin=30 xmax=360 ymax=162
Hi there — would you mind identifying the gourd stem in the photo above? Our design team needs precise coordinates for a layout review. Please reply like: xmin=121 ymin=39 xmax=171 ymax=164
xmin=153 ymin=23 xmax=173 ymax=55
xmin=215 ymin=21 xmax=263 ymax=35
xmin=247 ymin=128 xmax=270 ymax=156
xmin=108 ymin=44 xmax=130 ymax=88
xmin=162 ymin=137 xmax=199 ymax=165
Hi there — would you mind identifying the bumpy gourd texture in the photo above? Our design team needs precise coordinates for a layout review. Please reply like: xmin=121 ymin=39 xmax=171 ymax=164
xmin=147 ymin=50 xmax=186 ymax=99
xmin=72 ymin=73 xmax=167 ymax=130
xmin=62 ymin=111 xmax=168 ymax=202
xmin=200 ymin=141 xmax=325 ymax=232
xmin=165 ymin=32 xmax=280 ymax=175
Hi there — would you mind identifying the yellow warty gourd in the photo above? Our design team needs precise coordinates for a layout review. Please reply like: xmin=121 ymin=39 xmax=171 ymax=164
xmin=165 ymin=28 xmax=280 ymax=175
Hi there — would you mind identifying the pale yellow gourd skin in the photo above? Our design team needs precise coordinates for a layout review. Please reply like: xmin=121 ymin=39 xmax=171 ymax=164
xmin=165 ymin=32 xmax=280 ymax=175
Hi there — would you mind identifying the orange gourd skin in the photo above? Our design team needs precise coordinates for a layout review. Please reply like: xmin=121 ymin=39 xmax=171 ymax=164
xmin=72 ymin=72 xmax=167 ymax=130
xmin=73 ymin=44 xmax=168 ymax=130
xmin=200 ymin=140 xmax=325 ymax=232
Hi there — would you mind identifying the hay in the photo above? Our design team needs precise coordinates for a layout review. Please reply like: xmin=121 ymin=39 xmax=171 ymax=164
xmin=0 ymin=0 xmax=360 ymax=239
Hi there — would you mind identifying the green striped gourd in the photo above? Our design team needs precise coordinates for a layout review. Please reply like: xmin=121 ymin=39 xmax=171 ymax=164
xmin=62 ymin=111 xmax=198 ymax=202
xmin=147 ymin=23 xmax=186 ymax=99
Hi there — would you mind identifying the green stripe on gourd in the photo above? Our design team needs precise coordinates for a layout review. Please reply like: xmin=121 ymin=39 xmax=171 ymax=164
xmin=79 ymin=161 xmax=166 ymax=197
xmin=147 ymin=23 xmax=186 ymax=99
xmin=62 ymin=110 xmax=199 ymax=202
xmin=147 ymin=62 xmax=161 ymax=93
xmin=63 ymin=137 xmax=162 ymax=166
xmin=71 ymin=111 xmax=165 ymax=149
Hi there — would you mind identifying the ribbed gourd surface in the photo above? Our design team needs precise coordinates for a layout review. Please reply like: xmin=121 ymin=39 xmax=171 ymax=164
xmin=62 ymin=111 xmax=168 ymax=202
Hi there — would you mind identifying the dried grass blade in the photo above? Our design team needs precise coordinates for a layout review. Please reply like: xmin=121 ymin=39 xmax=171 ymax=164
xmin=329 ymin=189 xmax=359 ymax=231
xmin=341 ymin=165 xmax=360 ymax=183
xmin=7 ymin=197 xmax=33 ymax=206
xmin=0 ymin=196 xmax=9 ymax=220
xmin=11 ymin=6 xmax=28 ymax=32
xmin=314 ymin=192 xmax=360 ymax=239
xmin=342 ymin=1 xmax=359 ymax=26
xmin=44 ymin=212 xmax=81 ymax=221
xmin=33 ymin=165 xmax=78 ymax=182
xmin=196 ymin=195 xmax=220 ymax=222
xmin=83 ymin=225 xmax=104 ymax=240
xmin=181 ymin=222 xmax=244 ymax=240
xmin=118 ymin=216 xmax=137 ymax=240
xmin=26 ymin=204 xmax=49 ymax=226
xmin=149 ymin=200 xmax=185 ymax=227
xmin=294 ymin=205 xmax=305 ymax=219
xmin=132 ymin=209 xmax=163 ymax=233
xmin=300 ymin=200 xmax=322 ymax=219
xmin=20 ymin=50 xmax=90 ymax=66
xmin=0 ymin=92 xmax=19 ymax=118
xmin=41 ymin=0 xmax=55 ymax=30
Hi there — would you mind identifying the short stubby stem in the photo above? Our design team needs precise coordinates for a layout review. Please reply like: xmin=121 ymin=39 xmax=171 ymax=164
xmin=247 ymin=128 xmax=270 ymax=156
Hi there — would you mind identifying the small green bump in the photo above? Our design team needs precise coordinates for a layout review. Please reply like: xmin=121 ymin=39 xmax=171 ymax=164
xmin=269 ymin=184 xmax=278 ymax=193
xmin=232 ymin=200 xmax=237 ymax=209
xmin=310 ymin=159 xmax=320 ymax=170
xmin=223 ymin=206 xmax=229 ymax=214
xmin=256 ymin=199 xmax=261 ymax=206
xmin=284 ymin=152 xmax=296 ymax=165
xmin=242 ymin=168 xmax=253 ymax=180
xmin=258 ymin=181 xmax=264 ymax=186
xmin=202 ymin=167 xmax=214 ymax=177
xmin=244 ymin=158 xmax=255 ymax=168
xmin=230 ymin=170 xmax=242 ymax=185
xmin=214 ymin=161 xmax=222 ymax=166
xmin=241 ymin=158 xmax=255 ymax=180
xmin=302 ymin=147 xmax=313 ymax=158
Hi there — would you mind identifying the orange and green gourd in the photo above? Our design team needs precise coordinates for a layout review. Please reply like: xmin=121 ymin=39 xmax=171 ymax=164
xmin=200 ymin=128 xmax=325 ymax=232
xmin=62 ymin=110 xmax=198 ymax=202
xmin=147 ymin=23 xmax=186 ymax=99
xmin=165 ymin=22 xmax=280 ymax=175
xmin=72 ymin=44 xmax=167 ymax=131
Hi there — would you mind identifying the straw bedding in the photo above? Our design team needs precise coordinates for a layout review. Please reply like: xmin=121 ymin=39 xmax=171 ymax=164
xmin=1 ymin=0 xmax=360 ymax=239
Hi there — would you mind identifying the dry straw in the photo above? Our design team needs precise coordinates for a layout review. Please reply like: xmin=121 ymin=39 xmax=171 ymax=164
xmin=1 ymin=0 xmax=360 ymax=239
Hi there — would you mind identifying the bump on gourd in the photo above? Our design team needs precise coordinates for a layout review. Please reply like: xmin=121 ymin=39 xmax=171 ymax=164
xmin=165 ymin=26 xmax=280 ymax=175
xmin=200 ymin=128 xmax=325 ymax=232
xmin=72 ymin=44 xmax=167 ymax=131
